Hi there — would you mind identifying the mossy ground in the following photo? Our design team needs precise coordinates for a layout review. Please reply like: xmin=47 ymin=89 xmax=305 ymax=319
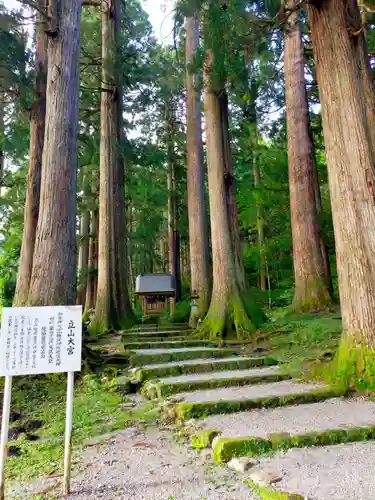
xmin=2 ymin=372 xmax=159 ymax=483
xmin=246 ymin=481 xmax=304 ymax=500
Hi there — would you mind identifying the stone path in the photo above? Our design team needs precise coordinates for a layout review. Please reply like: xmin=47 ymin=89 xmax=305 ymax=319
xmin=122 ymin=322 xmax=375 ymax=499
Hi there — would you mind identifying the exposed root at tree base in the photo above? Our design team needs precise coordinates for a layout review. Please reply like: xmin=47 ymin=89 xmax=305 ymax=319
xmin=327 ymin=334 xmax=375 ymax=391
xmin=198 ymin=292 xmax=264 ymax=341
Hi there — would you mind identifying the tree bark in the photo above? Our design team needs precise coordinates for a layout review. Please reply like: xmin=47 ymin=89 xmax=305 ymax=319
xmin=91 ymin=0 xmax=135 ymax=333
xmin=284 ymin=6 xmax=331 ymax=311
xmin=253 ymin=153 xmax=267 ymax=292
xmin=185 ymin=15 xmax=210 ymax=326
xmin=78 ymin=209 xmax=90 ymax=307
xmin=0 ymin=93 xmax=4 ymax=197
xmin=219 ymin=92 xmax=246 ymax=292
xmin=27 ymin=0 xmax=81 ymax=306
xmin=14 ymin=7 xmax=47 ymax=306
xmin=200 ymin=51 xmax=261 ymax=340
xmin=166 ymin=100 xmax=181 ymax=307
xmin=308 ymin=0 xmax=375 ymax=378
xmin=85 ymin=209 xmax=97 ymax=313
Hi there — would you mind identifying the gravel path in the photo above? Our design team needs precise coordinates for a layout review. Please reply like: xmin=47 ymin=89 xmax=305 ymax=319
xmin=158 ymin=365 xmax=281 ymax=384
xmin=254 ymin=440 xmax=375 ymax=499
xmin=180 ymin=380 xmax=324 ymax=403
xmin=9 ymin=428 xmax=255 ymax=500
xmin=199 ymin=398 xmax=375 ymax=438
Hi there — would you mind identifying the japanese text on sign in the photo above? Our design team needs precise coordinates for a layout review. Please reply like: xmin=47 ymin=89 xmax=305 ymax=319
xmin=0 ymin=306 xmax=82 ymax=376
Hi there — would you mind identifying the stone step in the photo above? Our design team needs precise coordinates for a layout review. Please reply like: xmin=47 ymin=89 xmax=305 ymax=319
xmin=124 ymin=339 xmax=216 ymax=350
xmin=249 ymin=440 xmax=375 ymax=500
xmin=129 ymin=347 xmax=239 ymax=367
xmin=122 ymin=330 xmax=191 ymax=340
xmin=189 ymin=397 xmax=375 ymax=464
xmin=174 ymin=380 xmax=341 ymax=420
xmin=142 ymin=366 xmax=292 ymax=399
xmin=130 ymin=356 xmax=278 ymax=382
xmin=125 ymin=323 xmax=190 ymax=332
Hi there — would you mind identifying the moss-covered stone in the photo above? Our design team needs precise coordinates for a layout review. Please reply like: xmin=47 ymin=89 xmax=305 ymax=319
xmin=190 ymin=430 xmax=221 ymax=450
xmin=132 ymin=356 xmax=279 ymax=382
xmin=213 ymin=437 xmax=271 ymax=463
xmin=115 ymin=376 xmax=132 ymax=394
xmin=175 ymin=387 xmax=344 ymax=420
xmin=129 ymin=348 xmax=238 ymax=367
xmin=246 ymin=481 xmax=304 ymax=500
xmin=212 ymin=424 xmax=375 ymax=463
xmin=142 ymin=372 xmax=292 ymax=399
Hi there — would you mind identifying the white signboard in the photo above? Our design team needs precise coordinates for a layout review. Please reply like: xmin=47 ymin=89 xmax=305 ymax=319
xmin=0 ymin=305 xmax=82 ymax=376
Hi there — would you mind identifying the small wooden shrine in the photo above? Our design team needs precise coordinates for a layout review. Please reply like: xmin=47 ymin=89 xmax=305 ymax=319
xmin=135 ymin=273 xmax=176 ymax=316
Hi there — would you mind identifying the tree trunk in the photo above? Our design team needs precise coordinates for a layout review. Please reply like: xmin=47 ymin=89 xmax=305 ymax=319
xmin=219 ymin=92 xmax=246 ymax=291
xmin=185 ymin=15 xmax=210 ymax=326
xmin=14 ymin=7 xmax=47 ymax=306
xmin=78 ymin=209 xmax=90 ymax=307
xmin=27 ymin=0 xmax=81 ymax=306
xmin=308 ymin=0 xmax=375 ymax=381
xmin=85 ymin=209 xmax=97 ymax=313
xmin=253 ymin=153 xmax=267 ymax=292
xmin=0 ymin=93 xmax=4 ymax=197
xmin=309 ymin=123 xmax=333 ymax=294
xmin=200 ymin=51 xmax=261 ymax=340
xmin=91 ymin=0 xmax=135 ymax=333
xmin=166 ymin=100 xmax=182 ymax=308
xmin=284 ymin=6 xmax=331 ymax=311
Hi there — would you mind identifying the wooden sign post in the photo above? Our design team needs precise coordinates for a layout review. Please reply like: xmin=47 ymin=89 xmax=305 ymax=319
xmin=0 ymin=306 xmax=82 ymax=499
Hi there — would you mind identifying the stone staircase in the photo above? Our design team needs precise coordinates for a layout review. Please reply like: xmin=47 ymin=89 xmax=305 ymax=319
xmin=121 ymin=322 xmax=375 ymax=499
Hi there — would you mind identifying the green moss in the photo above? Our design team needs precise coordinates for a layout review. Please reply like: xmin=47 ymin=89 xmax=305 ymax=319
xmin=190 ymin=430 xmax=221 ymax=450
xmin=291 ymin=277 xmax=332 ymax=314
xmin=247 ymin=481 xmax=304 ymax=500
xmin=212 ymin=424 xmax=375 ymax=463
xmin=143 ymin=372 xmax=292 ymax=399
xmin=198 ymin=286 xmax=267 ymax=341
xmin=213 ymin=437 xmax=271 ymax=463
xmin=115 ymin=375 xmax=132 ymax=394
xmin=129 ymin=348 xmax=238 ymax=367
xmin=328 ymin=335 xmax=375 ymax=391
xmin=174 ymin=387 xmax=344 ymax=420
xmin=132 ymin=356 xmax=278 ymax=381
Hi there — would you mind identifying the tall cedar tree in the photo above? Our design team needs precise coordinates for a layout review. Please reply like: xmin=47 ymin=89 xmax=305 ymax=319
xmin=14 ymin=5 xmax=47 ymax=305
xmin=27 ymin=0 xmax=82 ymax=305
xmin=284 ymin=3 xmax=331 ymax=311
xmin=185 ymin=14 xmax=210 ymax=325
xmin=90 ymin=0 xmax=135 ymax=332
xmin=308 ymin=0 xmax=375 ymax=382
xmin=200 ymin=49 xmax=261 ymax=340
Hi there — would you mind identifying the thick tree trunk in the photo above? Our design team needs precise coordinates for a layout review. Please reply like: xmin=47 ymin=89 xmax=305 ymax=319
xmin=91 ymin=0 xmax=135 ymax=333
xmin=14 ymin=8 xmax=47 ymax=306
xmin=200 ymin=51 xmax=261 ymax=340
xmin=185 ymin=15 xmax=210 ymax=326
xmin=284 ymin=7 xmax=331 ymax=311
xmin=27 ymin=0 xmax=81 ymax=306
xmin=219 ymin=92 xmax=246 ymax=292
xmin=308 ymin=0 xmax=375 ymax=381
